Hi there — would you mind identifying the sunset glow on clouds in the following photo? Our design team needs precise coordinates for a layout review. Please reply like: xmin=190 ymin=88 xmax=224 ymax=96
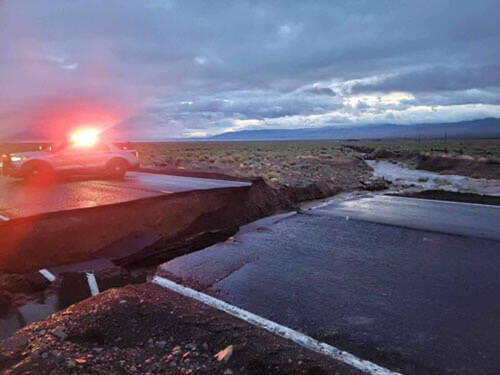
xmin=1 ymin=1 xmax=499 ymax=140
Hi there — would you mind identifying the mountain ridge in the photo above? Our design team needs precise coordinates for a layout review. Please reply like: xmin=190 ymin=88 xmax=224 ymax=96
xmin=210 ymin=118 xmax=500 ymax=140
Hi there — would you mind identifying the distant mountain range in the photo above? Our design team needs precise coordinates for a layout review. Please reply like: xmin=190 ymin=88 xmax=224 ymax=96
xmin=210 ymin=118 xmax=500 ymax=140
xmin=3 ymin=117 xmax=499 ymax=142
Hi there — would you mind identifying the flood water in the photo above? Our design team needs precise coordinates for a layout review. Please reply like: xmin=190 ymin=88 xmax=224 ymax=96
xmin=367 ymin=160 xmax=500 ymax=196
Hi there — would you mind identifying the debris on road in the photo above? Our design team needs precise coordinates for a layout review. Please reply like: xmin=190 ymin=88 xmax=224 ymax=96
xmin=0 ymin=283 xmax=362 ymax=374
xmin=215 ymin=344 xmax=233 ymax=363
xmin=59 ymin=266 xmax=145 ymax=308
xmin=359 ymin=178 xmax=391 ymax=191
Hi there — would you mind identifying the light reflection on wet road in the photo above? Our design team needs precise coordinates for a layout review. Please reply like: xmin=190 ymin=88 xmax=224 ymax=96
xmin=0 ymin=172 xmax=250 ymax=219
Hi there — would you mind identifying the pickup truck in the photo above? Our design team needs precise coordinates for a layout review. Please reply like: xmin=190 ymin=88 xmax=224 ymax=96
xmin=2 ymin=142 xmax=140 ymax=180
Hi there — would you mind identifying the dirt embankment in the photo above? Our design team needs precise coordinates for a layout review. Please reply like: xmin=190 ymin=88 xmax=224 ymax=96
xmin=0 ymin=284 xmax=361 ymax=375
xmin=344 ymin=143 xmax=500 ymax=180
xmin=391 ymin=190 xmax=500 ymax=206
xmin=343 ymin=144 xmax=419 ymax=161
xmin=416 ymin=154 xmax=500 ymax=179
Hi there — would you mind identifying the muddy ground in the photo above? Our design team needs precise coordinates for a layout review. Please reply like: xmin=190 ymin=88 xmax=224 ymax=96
xmin=0 ymin=283 xmax=362 ymax=375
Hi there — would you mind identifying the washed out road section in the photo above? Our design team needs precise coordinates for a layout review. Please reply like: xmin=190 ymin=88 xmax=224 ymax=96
xmin=159 ymin=198 xmax=500 ymax=374
xmin=0 ymin=172 xmax=250 ymax=219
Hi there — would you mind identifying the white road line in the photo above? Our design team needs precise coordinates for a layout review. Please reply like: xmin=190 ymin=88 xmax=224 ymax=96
xmin=86 ymin=272 xmax=100 ymax=296
xmin=0 ymin=214 xmax=10 ymax=221
xmin=39 ymin=269 xmax=56 ymax=282
xmin=153 ymin=276 xmax=401 ymax=375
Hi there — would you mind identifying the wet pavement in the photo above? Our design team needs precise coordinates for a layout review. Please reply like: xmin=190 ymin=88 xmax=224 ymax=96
xmin=159 ymin=196 xmax=500 ymax=374
xmin=0 ymin=172 xmax=250 ymax=220
xmin=319 ymin=194 xmax=500 ymax=240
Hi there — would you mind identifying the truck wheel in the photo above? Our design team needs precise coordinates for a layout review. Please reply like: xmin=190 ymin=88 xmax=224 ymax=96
xmin=106 ymin=159 xmax=128 ymax=179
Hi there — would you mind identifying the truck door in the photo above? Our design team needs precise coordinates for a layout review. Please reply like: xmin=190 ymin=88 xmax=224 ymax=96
xmin=83 ymin=143 xmax=111 ymax=168
xmin=48 ymin=144 xmax=86 ymax=171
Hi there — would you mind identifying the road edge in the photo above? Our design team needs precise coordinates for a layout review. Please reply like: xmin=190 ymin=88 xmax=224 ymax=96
xmin=152 ymin=276 xmax=402 ymax=375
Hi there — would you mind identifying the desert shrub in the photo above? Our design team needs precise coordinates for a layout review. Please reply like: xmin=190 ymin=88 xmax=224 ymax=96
xmin=369 ymin=148 xmax=394 ymax=159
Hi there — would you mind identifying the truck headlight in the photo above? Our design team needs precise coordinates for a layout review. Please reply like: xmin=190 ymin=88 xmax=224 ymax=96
xmin=10 ymin=156 xmax=25 ymax=162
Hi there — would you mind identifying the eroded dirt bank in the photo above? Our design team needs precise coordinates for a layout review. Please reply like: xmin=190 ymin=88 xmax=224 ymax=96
xmin=416 ymin=154 xmax=500 ymax=179
xmin=344 ymin=142 xmax=500 ymax=180
xmin=0 ymin=284 xmax=361 ymax=375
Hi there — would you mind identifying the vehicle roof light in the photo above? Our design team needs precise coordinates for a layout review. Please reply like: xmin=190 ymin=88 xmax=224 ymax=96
xmin=70 ymin=129 xmax=99 ymax=147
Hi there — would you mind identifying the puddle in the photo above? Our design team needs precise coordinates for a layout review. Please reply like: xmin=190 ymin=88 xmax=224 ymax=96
xmin=366 ymin=160 xmax=500 ymax=196
xmin=0 ymin=294 xmax=58 ymax=341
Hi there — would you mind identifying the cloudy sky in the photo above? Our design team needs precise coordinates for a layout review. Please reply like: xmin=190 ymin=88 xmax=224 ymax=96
xmin=1 ymin=0 xmax=500 ymax=140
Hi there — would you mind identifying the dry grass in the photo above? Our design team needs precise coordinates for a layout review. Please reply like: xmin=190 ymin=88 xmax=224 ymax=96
xmin=342 ymin=139 xmax=500 ymax=161
xmin=133 ymin=141 xmax=371 ymax=188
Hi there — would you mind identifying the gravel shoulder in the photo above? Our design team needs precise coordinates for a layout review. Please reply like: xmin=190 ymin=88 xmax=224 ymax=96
xmin=0 ymin=283 xmax=362 ymax=375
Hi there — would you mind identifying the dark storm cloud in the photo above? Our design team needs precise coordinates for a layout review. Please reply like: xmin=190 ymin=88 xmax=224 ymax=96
xmin=353 ymin=65 xmax=500 ymax=93
xmin=302 ymin=87 xmax=337 ymax=97
xmin=1 ymin=0 xmax=500 ymax=139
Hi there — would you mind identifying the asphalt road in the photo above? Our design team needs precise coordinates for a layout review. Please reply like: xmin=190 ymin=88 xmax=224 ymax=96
xmin=318 ymin=194 xmax=500 ymax=241
xmin=0 ymin=172 xmax=250 ymax=220
xmin=159 ymin=196 xmax=500 ymax=374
